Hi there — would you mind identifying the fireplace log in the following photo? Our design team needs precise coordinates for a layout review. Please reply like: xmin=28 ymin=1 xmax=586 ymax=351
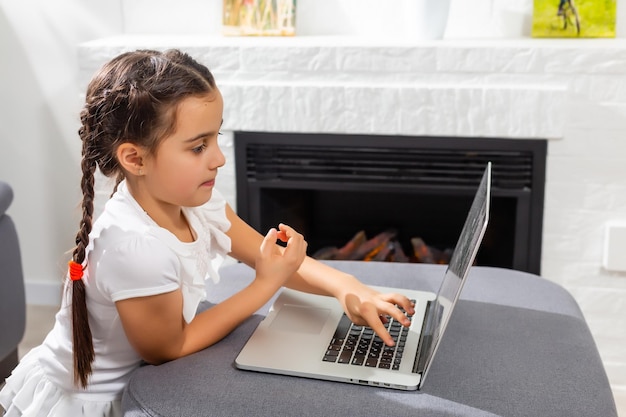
xmin=348 ymin=229 xmax=397 ymax=261
xmin=389 ymin=240 xmax=410 ymax=263
xmin=363 ymin=241 xmax=390 ymax=261
xmin=441 ymin=248 xmax=453 ymax=264
xmin=368 ymin=242 xmax=395 ymax=262
xmin=311 ymin=246 xmax=339 ymax=260
xmin=335 ymin=230 xmax=367 ymax=260
xmin=411 ymin=237 xmax=435 ymax=264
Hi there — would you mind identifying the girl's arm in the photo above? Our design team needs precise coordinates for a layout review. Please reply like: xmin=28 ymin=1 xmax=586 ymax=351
xmin=224 ymin=204 xmax=415 ymax=346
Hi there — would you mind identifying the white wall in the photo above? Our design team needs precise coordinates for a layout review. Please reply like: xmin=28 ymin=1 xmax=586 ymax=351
xmin=0 ymin=0 xmax=122 ymax=303
xmin=1 ymin=0 xmax=625 ymax=304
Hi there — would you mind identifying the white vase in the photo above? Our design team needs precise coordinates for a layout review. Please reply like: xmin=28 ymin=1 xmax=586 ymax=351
xmin=413 ymin=0 xmax=452 ymax=39
xmin=296 ymin=0 xmax=451 ymax=40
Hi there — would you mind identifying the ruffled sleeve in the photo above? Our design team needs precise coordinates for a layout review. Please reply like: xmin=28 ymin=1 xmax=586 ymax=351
xmin=192 ymin=187 xmax=232 ymax=283
xmin=175 ymin=188 xmax=232 ymax=323
xmin=95 ymin=234 xmax=181 ymax=303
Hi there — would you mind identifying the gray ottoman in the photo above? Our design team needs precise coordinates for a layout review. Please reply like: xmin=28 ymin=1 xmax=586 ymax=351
xmin=122 ymin=261 xmax=617 ymax=417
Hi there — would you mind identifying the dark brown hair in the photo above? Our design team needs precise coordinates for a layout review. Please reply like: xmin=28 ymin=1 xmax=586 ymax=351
xmin=71 ymin=49 xmax=217 ymax=388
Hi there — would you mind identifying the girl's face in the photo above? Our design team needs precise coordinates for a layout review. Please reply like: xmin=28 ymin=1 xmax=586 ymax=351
xmin=142 ymin=90 xmax=225 ymax=212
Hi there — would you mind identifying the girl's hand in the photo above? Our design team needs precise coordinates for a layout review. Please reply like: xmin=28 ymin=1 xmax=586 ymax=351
xmin=254 ymin=223 xmax=307 ymax=291
xmin=339 ymin=282 xmax=415 ymax=347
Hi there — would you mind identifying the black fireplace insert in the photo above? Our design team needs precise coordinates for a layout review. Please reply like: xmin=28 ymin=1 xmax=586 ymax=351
xmin=234 ymin=132 xmax=546 ymax=274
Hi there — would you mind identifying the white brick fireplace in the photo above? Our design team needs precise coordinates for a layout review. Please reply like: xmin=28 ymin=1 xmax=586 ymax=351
xmin=78 ymin=36 xmax=626 ymax=399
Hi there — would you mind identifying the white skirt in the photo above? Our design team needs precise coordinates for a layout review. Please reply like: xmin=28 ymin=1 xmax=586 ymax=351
xmin=0 ymin=347 xmax=121 ymax=417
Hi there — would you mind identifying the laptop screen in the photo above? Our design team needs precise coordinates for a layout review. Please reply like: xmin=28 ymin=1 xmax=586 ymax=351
xmin=417 ymin=162 xmax=491 ymax=384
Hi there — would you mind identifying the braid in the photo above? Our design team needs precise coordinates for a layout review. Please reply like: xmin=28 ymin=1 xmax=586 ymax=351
xmin=70 ymin=138 xmax=96 ymax=388
xmin=112 ymin=171 xmax=125 ymax=197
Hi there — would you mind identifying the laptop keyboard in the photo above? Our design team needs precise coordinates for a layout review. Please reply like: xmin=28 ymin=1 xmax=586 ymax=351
xmin=322 ymin=302 xmax=414 ymax=371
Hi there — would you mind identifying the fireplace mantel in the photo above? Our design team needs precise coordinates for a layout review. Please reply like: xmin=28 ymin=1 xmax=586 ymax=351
xmin=78 ymin=34 xmax=623 ymax=218
xmin=77 ymin=35 xmax=626 ymax=140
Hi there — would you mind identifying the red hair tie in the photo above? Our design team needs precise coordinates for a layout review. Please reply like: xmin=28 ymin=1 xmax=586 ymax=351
xmin=68 ymin=260 xmax=84 ymax=281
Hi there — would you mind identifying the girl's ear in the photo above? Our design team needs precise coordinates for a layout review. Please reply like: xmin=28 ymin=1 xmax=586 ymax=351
xmin=116 ymin=143 xmax=147 ymax=176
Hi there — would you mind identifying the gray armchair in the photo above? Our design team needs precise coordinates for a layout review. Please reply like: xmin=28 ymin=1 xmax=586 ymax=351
xmin=0 ymin=181 xmax=25 ymax=381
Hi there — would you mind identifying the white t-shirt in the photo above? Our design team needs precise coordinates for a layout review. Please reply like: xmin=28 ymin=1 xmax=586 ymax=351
xmin=0 ymin=180 xmax=231 ymax=416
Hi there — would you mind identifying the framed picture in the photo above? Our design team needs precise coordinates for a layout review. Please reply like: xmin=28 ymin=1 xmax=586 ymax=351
xmin=531 ymin=0 xmax=616 ymax=37
xmin=223 ymin=0 xmax=296 ymax=36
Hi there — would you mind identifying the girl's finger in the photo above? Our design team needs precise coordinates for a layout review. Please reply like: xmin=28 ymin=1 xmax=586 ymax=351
xmin=360 ymin=306 xmax=395 ymax=346
xmin=275 ymin=223 xmax=293 ymax=242
xmin=282 ymin=231 xmax=307 ymax=261
xmin=260 ymin=228 xmax=277 ymax=256
xmin=277 ymin=223 xmax=304 ymax=244
xmin=376 ymin=300 xmax=412 ymax=328
xmin=380 ymin=293 xmax=415 ymax=317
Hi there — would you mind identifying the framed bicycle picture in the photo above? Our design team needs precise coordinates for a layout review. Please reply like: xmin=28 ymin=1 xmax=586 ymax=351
xmin=531 ymin=0 xmax=616 ymax=37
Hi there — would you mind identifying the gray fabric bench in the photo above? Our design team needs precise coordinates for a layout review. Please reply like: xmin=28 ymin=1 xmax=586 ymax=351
xmin=0 ymin=181 xmax=26 ymax=381
xmin=122 ymin=261 xmax=618 ymax=417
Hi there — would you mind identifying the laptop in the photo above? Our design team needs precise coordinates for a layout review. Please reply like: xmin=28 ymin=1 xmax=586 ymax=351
xmin=235 ymin=162 xmax=492 ymax=391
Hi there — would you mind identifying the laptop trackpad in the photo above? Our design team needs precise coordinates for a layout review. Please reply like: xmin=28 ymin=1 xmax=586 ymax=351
xmin=270 ymin=305 xmax=331 ymax=334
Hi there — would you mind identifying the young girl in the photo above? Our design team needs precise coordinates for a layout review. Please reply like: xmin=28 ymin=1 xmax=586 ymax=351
xmin=0 ymin=49 xmax=414 ymax=416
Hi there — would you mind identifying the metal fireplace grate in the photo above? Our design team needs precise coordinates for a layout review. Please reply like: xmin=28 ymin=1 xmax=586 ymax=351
xmin=246 ymin=143 xmax=534 ymax=191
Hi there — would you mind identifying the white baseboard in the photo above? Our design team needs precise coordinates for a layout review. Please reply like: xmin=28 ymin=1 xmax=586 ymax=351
xmin=24 ymin=257 xmax=240 ymax=306
xmin=25 ymin=280 xmax=62 ymax=306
